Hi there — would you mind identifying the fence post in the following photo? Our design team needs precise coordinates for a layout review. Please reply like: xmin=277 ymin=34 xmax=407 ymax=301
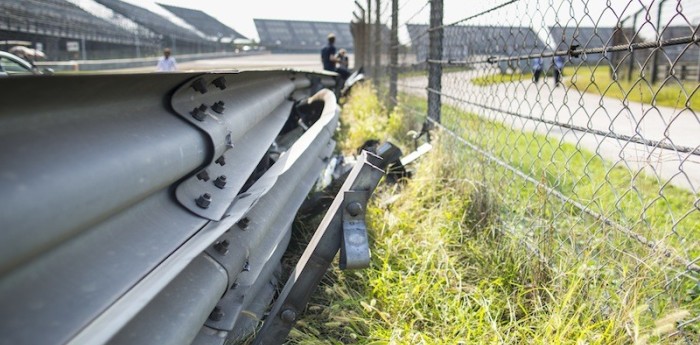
xmin=650 ymin=0 xmax=667 ymax=85
xmin=627 ymin=11 xmax=640 ymax=82
xmin=353 ymin=1 xmax=366 ymax=69
xmin=428 ymin=0 xmax=443 ymax=123
xmin=389 ymin=0 xmax=398 ymax=110
xmin=366 ymin=0 xmax=373 ymax=76
xmin=374 ymin=0 xmax=381 ymax=89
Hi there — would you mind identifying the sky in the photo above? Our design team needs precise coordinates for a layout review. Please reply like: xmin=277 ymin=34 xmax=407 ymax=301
xmin=85 ymin=0 xmax=700 ymax=45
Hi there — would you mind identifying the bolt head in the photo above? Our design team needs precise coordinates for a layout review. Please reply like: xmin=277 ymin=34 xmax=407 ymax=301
xmin=216 ymin=156 xmax=226 ymax=166
xmin=346 ymin=202 xmax=363 ymax=217
xmin=214 ymin=175 xmax=227 ymax=189
xmin=192 ymin=78 xmax=208 ymax=94
xmin=191 ymin=105 xmax=207 ymax=121
xmin=237 ymin=217 xmax=250 ymax=229
xmin=213 ymin=77 xmax=227 ymax=90
xmin=196 ymin=193 xmax=212 ymax=209
xmin=196 ymin=170 xmax=210 ymax=181
xmin=280 ymin=309 xmax=297 ymax=323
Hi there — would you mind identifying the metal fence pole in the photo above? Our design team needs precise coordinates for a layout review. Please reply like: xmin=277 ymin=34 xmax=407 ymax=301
xmin=353 ymin=1 xmax=366 ymax=69
xmin=627 ymin=11 xmax=640 ymax=82
xmin=428 ymin=0 xmax=443 ymax=122
xmin=374 ymin=0 xmax=381 ymax=88
xmin=389 ymin=0 xmax=398 ymax=110
xmin=366 ymin=0 xmax=373 ymax=75
xmin=650 ymin=0 xmax=667 ymax=85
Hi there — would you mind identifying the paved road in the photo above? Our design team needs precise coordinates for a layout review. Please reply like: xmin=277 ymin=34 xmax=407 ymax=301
xmin=401 ymin=71 xmax=700 ymax=192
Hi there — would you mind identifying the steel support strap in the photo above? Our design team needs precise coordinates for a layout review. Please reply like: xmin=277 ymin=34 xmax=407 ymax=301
xmin=252 ymin=151 xmax=385 ymax=344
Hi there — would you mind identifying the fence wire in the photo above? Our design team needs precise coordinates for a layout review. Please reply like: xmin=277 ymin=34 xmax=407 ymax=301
xmin=356 ymin=0 xmax=700 ymax=342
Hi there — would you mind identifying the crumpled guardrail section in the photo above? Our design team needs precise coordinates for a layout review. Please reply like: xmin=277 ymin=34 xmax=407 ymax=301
xmin=0 ymin=70 xmax=339 ymax=345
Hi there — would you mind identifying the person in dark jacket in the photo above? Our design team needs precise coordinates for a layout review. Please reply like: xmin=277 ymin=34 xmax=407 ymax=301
xmin=321 ymin=33 xmax=350 ymax=79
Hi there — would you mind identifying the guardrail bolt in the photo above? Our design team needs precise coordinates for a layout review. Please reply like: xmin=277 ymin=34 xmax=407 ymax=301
xmin=213 ymin=240 xmax=229 ymax=255
xmin=211 ymin=101 xmax=225 ymax=114
xmin=196 ymin=193 xmax=212 ymax=209
xmin=214 ymin=175 xmax=227 ymax=189
xmin=191 ymin=78 xmax=208 ymax=94
xmin=213 ymin=77 xmax=227 ymax=90
xmin=209 ymin=306 xmax=224 ymax=321
xmin=190 ymin=104 xmax=208 ymax=121
xmin=237 ymin=217 xmax=250 ymax=230
xmin=346 ymin=202 xmax=363 ymax=217
xmin=280 ymin=309 xmax=297 ymax=323
xmin=242 ymin=261 xmax=250 ymax=272
xmin=196 ymin=170 xmax=210 ymax=181
xmin=216 ymin=156 xmax=226 ymax=166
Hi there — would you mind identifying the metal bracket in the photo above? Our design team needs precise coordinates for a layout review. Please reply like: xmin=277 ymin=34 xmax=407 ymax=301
xmin=170 ymin=74 xmax=238 ymax=220
xmin=252 ymin=151 xmax=384 ymax=345
xmin=340 ymin=191 xmax=371 ymax=270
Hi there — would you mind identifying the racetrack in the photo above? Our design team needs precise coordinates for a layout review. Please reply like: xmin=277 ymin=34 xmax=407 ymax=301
xmin=116 ymin=53 xmax=351 ymax=73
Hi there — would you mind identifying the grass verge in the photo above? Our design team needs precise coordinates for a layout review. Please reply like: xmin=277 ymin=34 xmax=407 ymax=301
xmin=286 ymin=83 xmax=699 ymax=344
xmin=468 ymin=66 xmax=699 ymax=111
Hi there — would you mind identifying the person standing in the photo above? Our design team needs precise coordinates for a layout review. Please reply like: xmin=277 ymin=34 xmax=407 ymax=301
xmin=156 ymin=48 xmax=177 ymax=72
xmin=532 ymin=56 xmax=543 ymax=83
xmin=321 ymin=33 xmax=349 ymax=79
xmin=553 ymin=55 xmax=565 ymax=87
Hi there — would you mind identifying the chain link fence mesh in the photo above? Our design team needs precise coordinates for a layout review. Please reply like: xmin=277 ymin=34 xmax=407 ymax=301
xmin=354 ymin=0 xmax=700 ymax=342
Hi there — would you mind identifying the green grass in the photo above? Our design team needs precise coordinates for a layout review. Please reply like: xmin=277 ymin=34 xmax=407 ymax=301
xmin=567 ymin=65 xmax=700 ymax=111
xmin=471 ymin=72 xmax=533 ymax=86
xmin=285 ymin=84 xmax=700 ymax=344
xmin=467 ymin=66 xmax=700 ymax=111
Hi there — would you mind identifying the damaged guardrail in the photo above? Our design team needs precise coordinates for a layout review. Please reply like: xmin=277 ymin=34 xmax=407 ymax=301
xmin=0 ymin=69 xmax=341 ymax=345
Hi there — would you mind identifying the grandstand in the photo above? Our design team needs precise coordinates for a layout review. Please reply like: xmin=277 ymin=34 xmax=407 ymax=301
xmin=254 ymin=19 xmax=354 ymax=53
xmin=661 ymin=26 xmax=700 ymax=64
xmin=406 ymin=24 xmax=546 ymax=71
xmin=158 ymin=3 xmax=246 ymax=42
xmin=95 ymin=0 xmax=218 ymax=54
xmin=0 ymin=0 xmax=158 ymax=60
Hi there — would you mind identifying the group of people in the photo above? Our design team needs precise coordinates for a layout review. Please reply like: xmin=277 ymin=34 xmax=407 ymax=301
xmin=531 ymin=56 xmax=565 ymax=87
xmin=156 ymin=33 xmax=352 ymax=78
xmin=320 ymin=33 xmax=351 ymax=79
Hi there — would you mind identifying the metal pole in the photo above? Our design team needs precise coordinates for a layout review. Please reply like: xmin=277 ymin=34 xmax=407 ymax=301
xmin=650 ymin=0 xmax=667 ymax=85
xmin=366 ymin=0 xmax=373 ymax=76
xmin=354 ymin=2 xmax=366 ymax=68
xmin=374 ymin=0 xmax=381 ymax=88
xmin=627 ymin=11 xmax=640 ymax=82
xmin=389 ymin=0 xmax=398 ymax=110
xmin=428 ymin=0 xmax=444 ymax=123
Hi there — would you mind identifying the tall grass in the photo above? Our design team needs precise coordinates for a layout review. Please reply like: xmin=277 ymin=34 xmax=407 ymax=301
xmin=285 ymin=84 xmax=699 ymax=344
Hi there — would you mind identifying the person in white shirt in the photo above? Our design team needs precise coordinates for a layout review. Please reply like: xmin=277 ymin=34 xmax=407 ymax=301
xmin=156 ymin=48 xmax=177 ymax=72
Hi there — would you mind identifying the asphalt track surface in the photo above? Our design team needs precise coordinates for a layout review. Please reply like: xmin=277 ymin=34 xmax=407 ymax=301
xmin=401 ymin=71 xmax=700 ymax=192
xmin=118 ymin=53 xmax=333 ymax=73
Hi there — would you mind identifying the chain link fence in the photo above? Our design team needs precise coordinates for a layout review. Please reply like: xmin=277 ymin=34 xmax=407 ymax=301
xmin=353 ymin=0 xmax=700 ymax=342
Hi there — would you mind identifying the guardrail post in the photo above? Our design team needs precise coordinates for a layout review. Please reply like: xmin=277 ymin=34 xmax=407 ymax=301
xmin=428 ymin=0 xmax=444 ymax=123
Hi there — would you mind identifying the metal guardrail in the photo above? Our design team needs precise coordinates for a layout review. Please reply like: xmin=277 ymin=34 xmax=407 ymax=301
xmin=0 ymin=69 xmax=349 ymax=345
